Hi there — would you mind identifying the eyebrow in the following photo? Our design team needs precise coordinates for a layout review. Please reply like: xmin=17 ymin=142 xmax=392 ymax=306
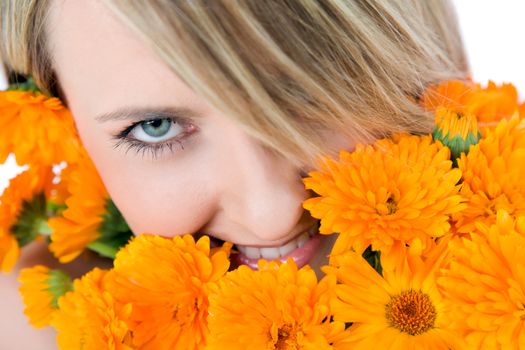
xmin=94 ymin=106 xmax=200 ymax=123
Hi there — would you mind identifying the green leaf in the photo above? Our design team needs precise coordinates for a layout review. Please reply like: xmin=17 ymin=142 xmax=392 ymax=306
xmin=432 ymin=126 xmax=481 ymax=167
xmin=7 ymin=76 xmax=41 ymax=94
xmin=362 ymin=246 xmax=382 ymax=276
xmin=87 ymin=198 xmax=133 ymax=259
xmin=11 ymin=192 xmax=49 ymax=247
xmin=46 ymin=201 xmax=67 ymax=217
xmin=47 ymin=269 xmax=73 ymax=309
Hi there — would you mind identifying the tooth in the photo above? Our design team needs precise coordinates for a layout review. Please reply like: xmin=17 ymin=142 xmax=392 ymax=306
xmin=244 ymin=246 xmax=261 ymax=259
xmin=235 ymin=223 xmax=319 ymax=261
xmin=297 ymin=232 xmax=310 ymax=248
xmin=259 ymin=247 xmax=281 ymax=260
xmin=279 ymin=239 xmax=298 ymax=256
xmin=237 ymin=245 xmax=261 ymax=259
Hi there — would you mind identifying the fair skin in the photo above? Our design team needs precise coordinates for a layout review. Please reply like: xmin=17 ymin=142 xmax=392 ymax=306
xmin=1 ymin=0 xmax=352 ymax=347
xmin=48 ymin=0 xmax=345 ymax=264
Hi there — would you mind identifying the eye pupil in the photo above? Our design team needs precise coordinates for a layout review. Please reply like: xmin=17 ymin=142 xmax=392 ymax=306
xmin=142 ymin=118 xmax=171 ymax=137
xmin=148 ymin=119 xmax=162 ymax=127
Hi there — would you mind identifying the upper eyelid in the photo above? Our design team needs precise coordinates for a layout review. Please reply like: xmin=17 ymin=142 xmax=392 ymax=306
xmin=95 ymin=106 xmax=200 ymax=124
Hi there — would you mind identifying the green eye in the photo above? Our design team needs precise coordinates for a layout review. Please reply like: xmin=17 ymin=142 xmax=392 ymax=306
xmin=130 ymin=118 xmax=184 ymax=143
xmin=141 ymin=118 xmax=172 ymax=137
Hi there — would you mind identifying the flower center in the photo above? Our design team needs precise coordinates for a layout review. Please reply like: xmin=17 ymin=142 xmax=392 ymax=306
xmin=386 ymin=195 xmax=398 ymax=215
xmin=385 ymin=289 xmax=437 ymax=336
xmin=274 ymin=324 xmax=298 ymax=350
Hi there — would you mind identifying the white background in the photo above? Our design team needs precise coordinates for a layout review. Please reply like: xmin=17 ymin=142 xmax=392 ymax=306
xmin=1 ymin=0 xmax=525 ymax=191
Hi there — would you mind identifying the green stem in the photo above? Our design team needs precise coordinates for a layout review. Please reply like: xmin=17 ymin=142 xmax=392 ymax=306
xmin=38 ymin=219 xmax=52 ymax=236
xmin=87 ymin=240 xmax=119 ymax=259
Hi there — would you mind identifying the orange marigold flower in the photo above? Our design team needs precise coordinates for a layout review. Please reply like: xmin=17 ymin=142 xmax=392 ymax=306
xmin=106 ymin=234 xmax=231 ymax=350
xmin=0 ymin=90 xmax=81 ymax=166
xmin=438 ymin=210 xmax=525 ymax=349
xmin=48 ymin=150 xmax=132 ymax=262
xmin=324 ymin=246 xmax=463 ymax=349
xmin=455 ymin=115 xmax=525 ymax=233
xmin=303 ymin=134 xmax=464 ymax=268
xmin=0 ymin=165 xmax=54 ymax=272
xmin=469 ymin=81 xmax=520 ymax=124
xmin=207 ymin=259 xmax=350 ymax=349
xmin=422 ymin=79 xmax=520 ymax=126
xmin=0 ymin=234 xmax=18 ymax=273
xmin=18 ymin=265 xmax=72 ymax=328
xmin=421 ymin=79 xmax=479 ymax=113
xmin=51 ymin=268 xmax=134 ymax=350
xmin=519 ymin=102 xmax=525 ymax=119
xmin=47 ymin=161 xmax=72 ymax=207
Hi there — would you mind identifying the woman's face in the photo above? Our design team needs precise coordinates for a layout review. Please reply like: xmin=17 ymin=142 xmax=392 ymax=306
xmin=48 ymin=0 xmax=350 ymax=269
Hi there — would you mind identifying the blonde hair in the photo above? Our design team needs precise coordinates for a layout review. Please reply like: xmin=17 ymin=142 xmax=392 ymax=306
xmin=1 ymin=0 xmax=469 ymax=166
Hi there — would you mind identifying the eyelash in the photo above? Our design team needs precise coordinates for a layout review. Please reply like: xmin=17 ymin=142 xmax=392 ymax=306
xmin=111 ymin=117 xmax=195 ymax=160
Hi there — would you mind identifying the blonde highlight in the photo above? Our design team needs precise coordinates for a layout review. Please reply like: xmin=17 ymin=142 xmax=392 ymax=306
xmin=1 ymin=0 xmax=470 ymax=166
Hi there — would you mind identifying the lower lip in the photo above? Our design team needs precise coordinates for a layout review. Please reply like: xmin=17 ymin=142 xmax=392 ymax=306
xmin=232 ymin=232 xmax=325 ymax=270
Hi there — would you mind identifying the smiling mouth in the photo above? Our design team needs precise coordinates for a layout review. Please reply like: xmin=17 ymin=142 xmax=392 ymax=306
xmin=204 ymin=220 xmax=323 ymax=270
xmin=236 ymin=222 xmax=319 ymax=258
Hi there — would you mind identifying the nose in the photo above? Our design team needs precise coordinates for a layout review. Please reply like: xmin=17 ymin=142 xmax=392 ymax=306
xmin=212 ymin=128 xmax=311 ymax=244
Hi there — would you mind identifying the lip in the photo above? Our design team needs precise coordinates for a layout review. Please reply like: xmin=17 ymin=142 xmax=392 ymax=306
xmin=231 ymin=221 xmax=324 ymax=269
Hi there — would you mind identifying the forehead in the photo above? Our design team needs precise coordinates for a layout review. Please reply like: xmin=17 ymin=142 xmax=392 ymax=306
xmin=46 ymin=0 xmax=201 ymax=118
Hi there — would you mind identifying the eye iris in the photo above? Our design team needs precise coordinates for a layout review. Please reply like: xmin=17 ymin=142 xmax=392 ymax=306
xmin=142 ymin=119 xmax=171 ymax=137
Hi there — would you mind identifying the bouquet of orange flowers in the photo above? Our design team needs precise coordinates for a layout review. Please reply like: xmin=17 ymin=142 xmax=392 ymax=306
xmin=1 ymin=78 xmax=525 ymax=349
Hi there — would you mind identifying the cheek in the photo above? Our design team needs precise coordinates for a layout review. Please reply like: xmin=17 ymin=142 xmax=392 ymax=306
xmin=98 ymin=164 xmax=218 ymax=237
xmin=72 ymin=120 xmax=218 ymax=237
